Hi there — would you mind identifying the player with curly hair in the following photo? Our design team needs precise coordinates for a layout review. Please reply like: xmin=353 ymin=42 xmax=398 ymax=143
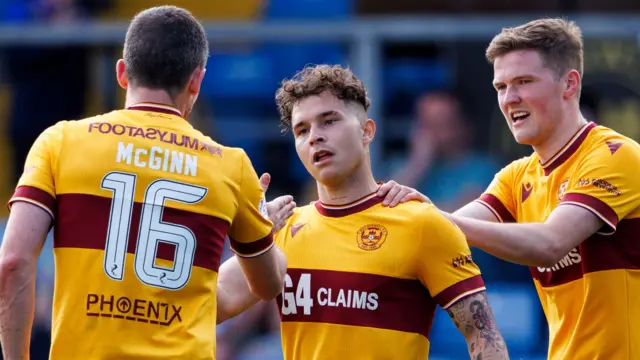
xmin=216 ymin=64 xmax=510 ymax=360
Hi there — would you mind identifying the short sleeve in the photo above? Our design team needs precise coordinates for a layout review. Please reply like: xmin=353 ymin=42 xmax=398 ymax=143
xmin=416 ymin=206 xmax=486 ymax=309
xmin=8 ymin=123 xmax=63 ymax=218
xmin=227 ymin=151 xmax=275 ymax=257
xmin=474 ymin=161 xmax=518 ymax=223
xmin=558 ymin=140 xmax=640 ymax=235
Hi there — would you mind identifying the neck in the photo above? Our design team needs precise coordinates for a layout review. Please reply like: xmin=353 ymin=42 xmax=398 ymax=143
xmin=533 ymin=107 xmax=587 ymax=163
xmin=317 ymin=164 xmax=379 ymax=206
xmin=125 ymin=87 xmax=185 ymax=116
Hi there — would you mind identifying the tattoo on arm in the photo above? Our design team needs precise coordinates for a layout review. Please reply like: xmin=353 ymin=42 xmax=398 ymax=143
xmin=446 ymin=291 xmax=509 ymax=360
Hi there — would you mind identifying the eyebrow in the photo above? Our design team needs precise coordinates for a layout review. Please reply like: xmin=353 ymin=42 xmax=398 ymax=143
xmin=493 ymin=75 xmax=535 ymax=87
xmin=318 ymin=110 xmax=339 ymax=118
xmin=293 ymin=110 xmax=340 ymax=131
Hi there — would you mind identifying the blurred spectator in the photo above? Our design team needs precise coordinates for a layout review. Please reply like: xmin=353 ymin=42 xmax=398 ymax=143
xmin=2 ymin=0 xmax=111 ymax=184
xmin=390 ymin=91 xmax=499 ymax=212
xmin=388 ymin=91 xmax=531 ymax=284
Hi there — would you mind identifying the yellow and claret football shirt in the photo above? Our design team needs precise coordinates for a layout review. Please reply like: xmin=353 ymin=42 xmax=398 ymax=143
xmin=274 ymin=192 xmax=485 ymax=359
xmin=8 ymin=103 xmax=274 ymax=360
xmin=476 ymin=122 xmax=640 ymax=360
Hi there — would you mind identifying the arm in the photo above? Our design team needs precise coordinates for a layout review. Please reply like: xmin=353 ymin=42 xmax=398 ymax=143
xmin=414 ymin=205 xmax=507 ymax=359
xmin=447 ymin=291 xmax=509 ymax=360
xmin=451 ymin=205 xmax=602 ymax=267
xmin=234 ymin=244 xmax=287 ymax=301
xmin=217 ymin=173 xmax=293 ymax=323
xmin=228 ymin=154 xmax=289 ymax=301
xmin=0 ymin=202 xmax=52 ymax=360
xmin=216 ymin=255 xmax=258 ymax=324
xmin=453 ymin=201 xmax=502 ymax=222
xmin=217 ymin=249 xmax=286 ymax=324
xmin=375 ymin=181 xmax=501 ymax=225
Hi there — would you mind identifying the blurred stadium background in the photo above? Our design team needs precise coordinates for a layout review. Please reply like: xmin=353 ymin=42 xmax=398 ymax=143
xmin=1 ymin=0 xmax=640 ymax=359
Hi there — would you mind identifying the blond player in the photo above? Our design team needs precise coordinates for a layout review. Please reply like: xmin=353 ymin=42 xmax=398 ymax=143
xmin=378 ymin=18 xmax=640 ymax=360
xmin=0 ymin=6 xmax=287 ymax=360
xmin=216 ymin=65 xmax=510 ymax=359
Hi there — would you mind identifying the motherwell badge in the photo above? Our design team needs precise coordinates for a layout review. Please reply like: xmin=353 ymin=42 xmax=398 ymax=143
xmin=356 ymin=224 xmax=388 ymax=251
xmin=557 ymin=179 xmax=569 ymax=201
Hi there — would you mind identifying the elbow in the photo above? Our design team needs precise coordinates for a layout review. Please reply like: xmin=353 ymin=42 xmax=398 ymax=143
xmin=531 ymin=241 xmax=565 ymax=268
xmin=0 ymin=255 xmax=32 ymax=292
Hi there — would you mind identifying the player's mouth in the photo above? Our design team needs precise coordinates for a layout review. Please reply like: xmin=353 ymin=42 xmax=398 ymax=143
xmin=510 ymin=110 xmax=531 ymax=126
xmin=313 ymin=150 xmax=334 ymax=165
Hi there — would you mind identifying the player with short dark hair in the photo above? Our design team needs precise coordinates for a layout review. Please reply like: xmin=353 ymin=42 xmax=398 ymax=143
xmin=0 ymin=6 xmax=286 ymax=360
xmin=123 ymin=5 xmax=209 ymax=100
xmin=216 ymin=64 xmax=509 ymax=360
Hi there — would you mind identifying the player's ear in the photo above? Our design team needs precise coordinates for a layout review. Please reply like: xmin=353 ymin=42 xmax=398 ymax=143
xmin=563 ymin=69 xmax=581 ymax=100
xmin=188 ymin=66 xmax=206 ymax=96
xmin=362 ymin=118 xmax=376 ymax=146
xmin=115 ymin=59 xmax=128 ymax=89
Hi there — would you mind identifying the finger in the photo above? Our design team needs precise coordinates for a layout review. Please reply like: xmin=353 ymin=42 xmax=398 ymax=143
xmin=382 ymin=185 xmax=401 ymax=206
xmin=390 ymin=188 xmax=411 ymax=207
xmin=284 ymin=210 xmax=294 ymax=221
xmin=272 ymin=221 xmax=286 ymax=233
xmin=274 ymin=200 xmax=296 ymax=216
xmin=400 ymin=194 xmax=414 ymax=204
xmin=274 ymin=203 xmax=296 ymax=223
xmin=376 ymin=180 xmax=397 ymax=197
xmin=274 ymin=195 xmax=294 ymax=205
xmin=267 ymin=195 xmax=293 ymax=213
xmin=399 ymin=193 xmax=423 ymax=204
xmin=283 ymin=202 xmax=296 ymax=213
xmin=259 ymin=173 xmax=271 ymax=193
xmin=400 ymin=192 xmax=432 ymax=204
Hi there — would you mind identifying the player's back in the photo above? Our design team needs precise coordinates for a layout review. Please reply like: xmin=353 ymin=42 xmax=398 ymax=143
xmin=274 ymin=192 xmax=484 ymax=359
xmin=14 ymin=104 xmax=271 ymax=359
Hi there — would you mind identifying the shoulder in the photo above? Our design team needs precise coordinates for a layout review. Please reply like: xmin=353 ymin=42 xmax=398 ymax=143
xmin=387 ymin=202 xmax=467 ymax=250
xmin=384 ymin=201 xmax=454 ymax=229
xmin=35 ymin=119 xmax=75 ymax=145
xmin=581 ymin=125 xmax=640 ymax=164
xmin=274 ymin=203 xmax=317 ymax=245
xmin=489 ymin=154 xmax=535 ymax=186
xmin=59 ymin=113 xmax=120 ymax=137
xmin=504 ymin=154 xmax=536 ymax=174
xmin=287 ymin=203 xmax=316 ymax=225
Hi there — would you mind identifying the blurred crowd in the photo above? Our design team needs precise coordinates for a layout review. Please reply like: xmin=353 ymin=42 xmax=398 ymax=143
xmin=1 ymin=0 xmax=640 ymax=359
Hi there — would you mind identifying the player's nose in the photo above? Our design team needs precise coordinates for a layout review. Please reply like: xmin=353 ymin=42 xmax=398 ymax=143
xmin=309 ymin=128 xmax=326 ymax=145
xmin=503 ymin=86 xmax=521 ymax=105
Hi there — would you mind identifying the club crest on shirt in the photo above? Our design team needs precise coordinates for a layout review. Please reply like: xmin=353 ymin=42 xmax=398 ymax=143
xmin=557 ymin=179 xmax=569 ymax=201
xmin=356 ymin=224 xmax=388 ymax=251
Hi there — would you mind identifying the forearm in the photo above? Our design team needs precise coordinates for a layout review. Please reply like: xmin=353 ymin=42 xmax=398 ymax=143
xmin=451 ymin=215 xmax=556 ymax=267
xmin=274 ymin=245 xmax=287 ymax=282
xmin=447 ymin=292 xmax=509 ymax=360
xmin=217 ymin=255 xmax=264 ymax=324
xmin=216 ymin=284 xmax=260 ymax=324
xmin=0 ymin=258 xmax=37 ymax=360
xmin=468 ymin=330 xmax=509 ymax=360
